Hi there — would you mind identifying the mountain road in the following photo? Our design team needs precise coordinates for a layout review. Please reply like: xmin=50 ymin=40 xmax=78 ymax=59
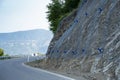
xmin=0 ymin=57 xmax=75 ymax=80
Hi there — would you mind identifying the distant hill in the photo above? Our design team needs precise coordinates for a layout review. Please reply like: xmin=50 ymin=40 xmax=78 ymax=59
xmin=0 ymin=29 xmax=53 ymax=55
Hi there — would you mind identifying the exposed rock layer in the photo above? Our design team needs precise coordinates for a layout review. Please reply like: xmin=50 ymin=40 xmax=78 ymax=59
xmin=46 ymin=0 xmax=120 ymax=80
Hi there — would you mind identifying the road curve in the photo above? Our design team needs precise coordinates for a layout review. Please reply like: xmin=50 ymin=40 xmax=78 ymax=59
xmin=0 ymin=57 xmax=74 ymax=80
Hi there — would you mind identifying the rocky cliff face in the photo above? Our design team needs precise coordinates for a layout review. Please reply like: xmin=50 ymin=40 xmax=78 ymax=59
xmin=46 ymin=0 xmax=120 ymax=80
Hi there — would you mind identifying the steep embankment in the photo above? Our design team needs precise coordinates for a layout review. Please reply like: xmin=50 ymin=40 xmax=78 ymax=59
xmin=46 ymin=0 xmax=120 ymax=80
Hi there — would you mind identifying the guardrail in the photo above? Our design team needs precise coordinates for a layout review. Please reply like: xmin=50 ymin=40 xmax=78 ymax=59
xmin=0 ymin=56 xmax=12 ymax=60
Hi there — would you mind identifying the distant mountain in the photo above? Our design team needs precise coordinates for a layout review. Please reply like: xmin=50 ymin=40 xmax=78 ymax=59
xmin=0 ymin=29 xmax=53 ymax=55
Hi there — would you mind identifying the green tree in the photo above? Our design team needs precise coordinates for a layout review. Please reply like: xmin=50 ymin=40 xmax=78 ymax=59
xmin=0 ymin=48 xmax=4 ymax=56
xmin=46 ymin=0 xmax=81 ymax=34
xmin=47 ymin=0 xmax=64 ymax=33
xmin=63 ymin=0 xmax=80 ymax=13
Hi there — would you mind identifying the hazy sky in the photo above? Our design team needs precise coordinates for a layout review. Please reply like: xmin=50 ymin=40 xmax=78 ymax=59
xmin=0 ymin=0 xmax=51 ymax=33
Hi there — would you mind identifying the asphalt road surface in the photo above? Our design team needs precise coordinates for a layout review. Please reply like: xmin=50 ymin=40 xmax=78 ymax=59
xmin=0 ymin=57 xmax=74 ymax=80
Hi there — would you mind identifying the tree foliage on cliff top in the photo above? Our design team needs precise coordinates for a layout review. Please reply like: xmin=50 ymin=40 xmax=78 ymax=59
xmin=47 ymin=0 xmax=81 ymax=34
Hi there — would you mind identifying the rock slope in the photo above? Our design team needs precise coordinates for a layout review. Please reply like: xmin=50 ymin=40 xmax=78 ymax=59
xmin=46 ymin=0 xmax=120 ymax=80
